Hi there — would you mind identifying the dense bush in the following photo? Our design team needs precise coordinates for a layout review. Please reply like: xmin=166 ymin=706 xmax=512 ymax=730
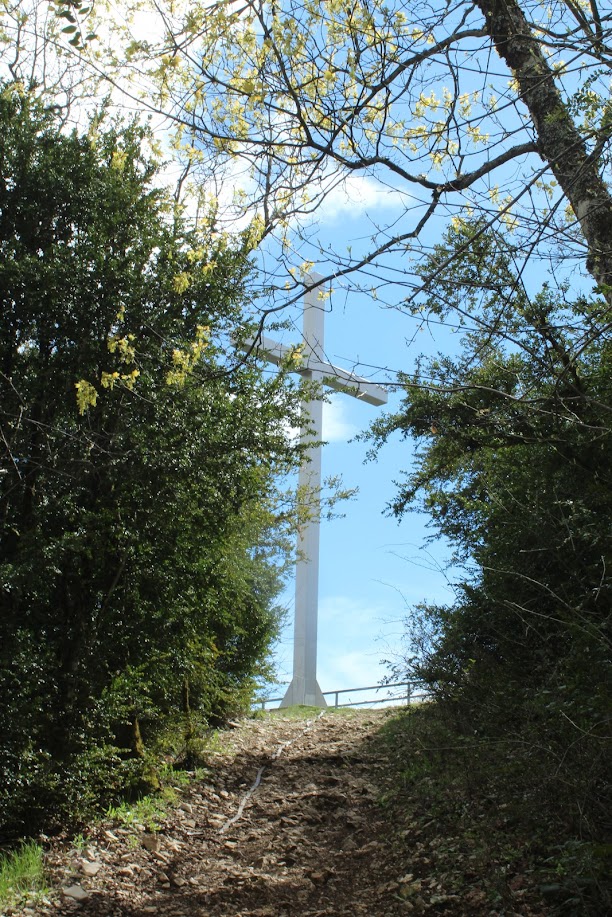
xmin=0 ymin=84 xmax=301 ymax=836
xmin=371 ymin=221 xmax=612 ymax=904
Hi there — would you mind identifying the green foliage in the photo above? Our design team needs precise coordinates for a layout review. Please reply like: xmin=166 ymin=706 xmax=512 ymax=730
xmin=0 ymin=842 xmax=46 ymax=909
xmin=105 ymin=793 xmax=171 ymax=833
xmin=0 ymin=83 xmax=301 ymax=837
xmin=377 ymin=707 xmax=612 ymax=915
xmin=83 ymin=0 xmax=612 ymax=316
xmin=370 ymin=220 xmax=612 ymax=890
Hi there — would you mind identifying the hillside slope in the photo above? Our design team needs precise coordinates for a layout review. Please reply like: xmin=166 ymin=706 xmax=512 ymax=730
xmin=15 ymin=709 xmax=550 ymax=917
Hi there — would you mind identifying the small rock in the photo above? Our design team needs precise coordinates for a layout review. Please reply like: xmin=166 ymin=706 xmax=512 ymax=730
xmin=359 ymin=840 xmax=383 ymax=852
xmin=153 ymin=850 xmax=171 ymax=864
xmin=398 ymin=879 xmax=422 ymax=900
xmin=308 ymin=869 xmax=333 ymax=884
xmin=142 ymin=834 xmax=160 ymax=853
xmin=165 ymin=838 xmax=183 ymax=852
xmin=62 ymin=885 xmax=90 ymax=902
xmin=79 ymin=860 xmax=101 ymax=877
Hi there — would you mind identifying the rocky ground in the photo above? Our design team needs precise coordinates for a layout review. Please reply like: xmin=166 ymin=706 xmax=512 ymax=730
xmin=12 ymin=709 xmax=550 ymax=917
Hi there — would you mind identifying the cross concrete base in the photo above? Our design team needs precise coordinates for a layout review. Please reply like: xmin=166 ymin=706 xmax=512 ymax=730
xmin=280 ymin=676 xmax=327 ymax=708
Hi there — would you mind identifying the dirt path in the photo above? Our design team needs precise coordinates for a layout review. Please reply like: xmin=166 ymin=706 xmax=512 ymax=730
xmin=25 ymin=709 xmax=545 ymax=917
xmin=34 ymin=710 xmax=419 ymax=916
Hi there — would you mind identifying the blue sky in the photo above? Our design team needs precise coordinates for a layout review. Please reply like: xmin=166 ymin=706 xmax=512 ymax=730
xmin=253 ymin=175 xmax=462 ymax=704
xmin=277 ymin=388 xmax=457 ymax=703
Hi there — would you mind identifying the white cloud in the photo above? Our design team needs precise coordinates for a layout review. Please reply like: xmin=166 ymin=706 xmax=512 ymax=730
xmin=318 ymin=648 xmax=378 ymax=687
xmin=317 ymin=646 xmax=407 ymax=706
xmin=318 ymin=593 xmax=382 ymax=624
xmin=279 ymin=392 xmax=357 ymax=445
xmin=317 ymin=173 xmax=410 ymax=222
xmin=322 ymin=397 xmax=357 ymax=442
xmin=265 ymin=590 xmax=416 ymax=707
xmin=316 ymin=594 xmax=405 ymax=699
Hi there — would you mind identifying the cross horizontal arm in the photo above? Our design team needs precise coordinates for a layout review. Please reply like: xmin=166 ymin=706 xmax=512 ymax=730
xmin=247 ymin=334 xmax=388 ymax=406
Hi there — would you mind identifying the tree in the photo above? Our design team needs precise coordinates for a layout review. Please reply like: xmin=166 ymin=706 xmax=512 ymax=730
xmin=368 ymin=220 xmax=612 ymax=856
xmin=0 ymin=83 xmax=302 ymax=835
xmin=86 ymin=0 xmax=611 ymax=708
xmin=75 ymin=0 xmax=610 ymax=315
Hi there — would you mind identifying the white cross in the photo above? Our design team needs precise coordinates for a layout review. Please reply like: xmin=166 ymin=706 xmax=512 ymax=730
xmin=246 ymin=273 xmax=387 ymax=707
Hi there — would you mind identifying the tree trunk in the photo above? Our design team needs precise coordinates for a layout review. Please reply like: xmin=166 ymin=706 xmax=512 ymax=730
xmin=475 ymin=0 xmax=612 ymax=303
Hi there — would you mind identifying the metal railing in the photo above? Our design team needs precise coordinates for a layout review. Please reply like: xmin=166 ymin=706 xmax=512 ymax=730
xmin=254 ymin=680 xmax=427 ymax=711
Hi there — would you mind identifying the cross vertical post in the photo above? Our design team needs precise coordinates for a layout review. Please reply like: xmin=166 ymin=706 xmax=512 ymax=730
xmin=281 ymin=276 xmax=327 ymax=707
xmin=237 ymin=272 xmax=388 ymax=708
